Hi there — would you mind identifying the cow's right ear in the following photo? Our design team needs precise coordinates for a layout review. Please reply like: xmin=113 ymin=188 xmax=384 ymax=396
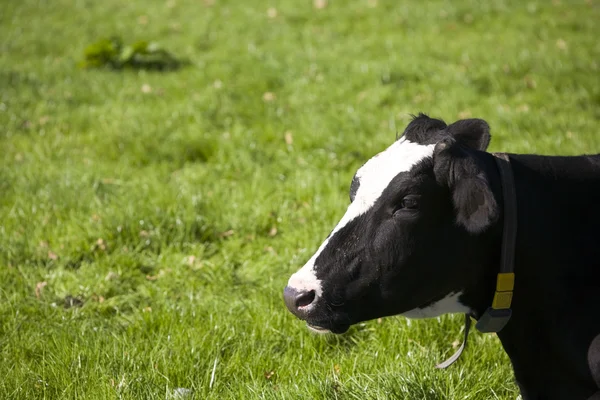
xmin=446 ymin=118 xmax=491 ymax=151
xmin=433 ymin=138 xmax=498 ymax=234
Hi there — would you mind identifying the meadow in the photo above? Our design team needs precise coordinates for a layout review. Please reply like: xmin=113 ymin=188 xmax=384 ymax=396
xmin=1 ymin=0 xmax=599 ymax=398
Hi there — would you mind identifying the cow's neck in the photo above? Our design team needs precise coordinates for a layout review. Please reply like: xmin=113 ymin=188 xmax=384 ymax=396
xmin=460 ymin=152 xmax=600 ymax=399
xmin=464 ymin=152 xmax=600 ymax=319
xmin=456 ymin=150 xmax=507 ymax=320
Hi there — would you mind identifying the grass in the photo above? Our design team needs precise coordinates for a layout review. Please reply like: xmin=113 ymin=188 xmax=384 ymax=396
xmin=1 ymin=0 xmax=599 ymax=398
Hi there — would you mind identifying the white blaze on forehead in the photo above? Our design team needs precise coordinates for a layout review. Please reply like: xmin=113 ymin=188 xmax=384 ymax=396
xmin=352 ymin=138 xmax=435 ymax=216
xmin=287 ymin=138 xmax=435 ymax=296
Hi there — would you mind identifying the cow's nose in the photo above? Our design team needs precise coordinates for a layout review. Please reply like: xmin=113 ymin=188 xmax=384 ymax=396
xmin=283 ymin=286 xmax=316 ymax=316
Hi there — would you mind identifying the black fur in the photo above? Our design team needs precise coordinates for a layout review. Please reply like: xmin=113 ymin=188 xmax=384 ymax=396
xmin=349 ymin=175 xmax=360 ymax=203
xmin=433 ymin=137 xmax=498 ymax=233
xmin=402 ymin=113 xmax=447 ymax=144
xmin=446 ymin=118 xmax=491 ymax=151
xmin=287 ymin=114 xmax=600 ymax=399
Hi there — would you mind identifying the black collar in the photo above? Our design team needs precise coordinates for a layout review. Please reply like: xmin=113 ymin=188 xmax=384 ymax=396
xmin=436 ymin=153 xmax=518 ymax=368
xmin=475 ymin=153 xmax=518 ymax=332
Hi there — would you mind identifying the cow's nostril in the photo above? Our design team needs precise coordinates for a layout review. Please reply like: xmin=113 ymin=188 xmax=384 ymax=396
xmin=296 ymin=290 xmax=316 ymax=308
xmin=283 ymin=286 xmax=317 ymax=316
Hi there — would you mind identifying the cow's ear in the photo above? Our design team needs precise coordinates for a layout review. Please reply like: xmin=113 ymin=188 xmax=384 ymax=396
xmin=446 ymin=118 xmax=491 ymax=151
xmin=433 ymin=138 xmax=498 ymax=233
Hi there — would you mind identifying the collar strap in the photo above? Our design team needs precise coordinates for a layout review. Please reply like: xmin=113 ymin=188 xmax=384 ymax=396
xmin=436 ymin=153 xmax=518 ymax=368
xmin=435 ymin=314 xmax=472 ymax=369
xmin=475 ymin=153 xmax=517 ymax=333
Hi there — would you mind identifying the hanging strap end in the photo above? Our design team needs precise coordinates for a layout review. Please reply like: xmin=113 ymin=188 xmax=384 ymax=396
xmin=435 ymin=314 xmax=472 ymax=369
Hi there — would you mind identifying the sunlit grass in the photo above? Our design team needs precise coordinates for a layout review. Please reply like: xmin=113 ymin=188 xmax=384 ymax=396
xmin=1 ymin=0 xmax=598 ymax=398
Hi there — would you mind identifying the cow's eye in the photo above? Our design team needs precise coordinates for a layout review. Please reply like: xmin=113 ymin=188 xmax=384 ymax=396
xmin=394 ymin=195 xmax=420 ymax=215
xmin=401 ymin=197 xmax=419 ymax=209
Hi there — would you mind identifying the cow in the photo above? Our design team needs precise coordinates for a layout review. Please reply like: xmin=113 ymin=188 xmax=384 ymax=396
xmin=283 ymin=114 xmax=600 ymax=400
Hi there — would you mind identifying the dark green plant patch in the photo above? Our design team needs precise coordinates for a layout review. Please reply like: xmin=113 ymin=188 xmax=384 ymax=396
xmin=79 ymin=36 xmax=187 ymax=71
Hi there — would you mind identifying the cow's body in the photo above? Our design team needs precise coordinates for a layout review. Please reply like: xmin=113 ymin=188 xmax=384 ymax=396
xmin=466 ymin=152 xmax=600 ymax=399
xmin=283 ymin=114 xmax=600 ymax=399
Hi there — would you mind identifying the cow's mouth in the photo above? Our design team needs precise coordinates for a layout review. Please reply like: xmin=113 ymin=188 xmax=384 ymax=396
xmin=307 ymin=322 xmax=350 ymax=334
xmin=307 ymin=324 xmax=330 ymax=333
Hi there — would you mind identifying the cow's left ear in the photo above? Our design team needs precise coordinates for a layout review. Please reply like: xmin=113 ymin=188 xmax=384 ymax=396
xmin=433 ymin=138 xmax=498 ymax=233
xmin=446 ymin=118 xmax=491 ymax=151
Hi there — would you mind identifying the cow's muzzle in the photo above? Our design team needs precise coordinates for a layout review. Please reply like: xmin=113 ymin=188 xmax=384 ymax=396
xmin=283 ymin=286 xmax=316 ymax=318
xmin=283 ymin=286 xmax=351 ymax=334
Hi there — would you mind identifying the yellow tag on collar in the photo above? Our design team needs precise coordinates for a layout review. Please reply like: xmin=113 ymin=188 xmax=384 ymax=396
xmin=491 ymin=273 xmax=515 ymax=309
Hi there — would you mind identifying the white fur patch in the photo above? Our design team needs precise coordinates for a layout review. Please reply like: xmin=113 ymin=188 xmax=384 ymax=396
xmin=287 ymin=250 xmax=324 ymax=300
xmin=401 ymin=292 xmax=470 ymax=319
xmin=307 ymin=325 xmax=331 ymax=334
xmin=351 ymin=138 xmax=435 ymax=216
xmin=287 ymin=138 xmax=435 ymax=297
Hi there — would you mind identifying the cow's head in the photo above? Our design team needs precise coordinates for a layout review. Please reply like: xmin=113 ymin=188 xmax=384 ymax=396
xmin=284 ymin=114 xmax=500 ymax=333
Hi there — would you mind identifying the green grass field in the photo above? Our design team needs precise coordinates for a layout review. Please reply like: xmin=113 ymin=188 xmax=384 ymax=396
xmin=1 ymin=0 xmax=599 ymax=398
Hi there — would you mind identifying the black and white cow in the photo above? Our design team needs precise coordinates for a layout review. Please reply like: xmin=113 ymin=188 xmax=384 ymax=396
xmin=283 ymin=114 xmax=600 ymax=400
